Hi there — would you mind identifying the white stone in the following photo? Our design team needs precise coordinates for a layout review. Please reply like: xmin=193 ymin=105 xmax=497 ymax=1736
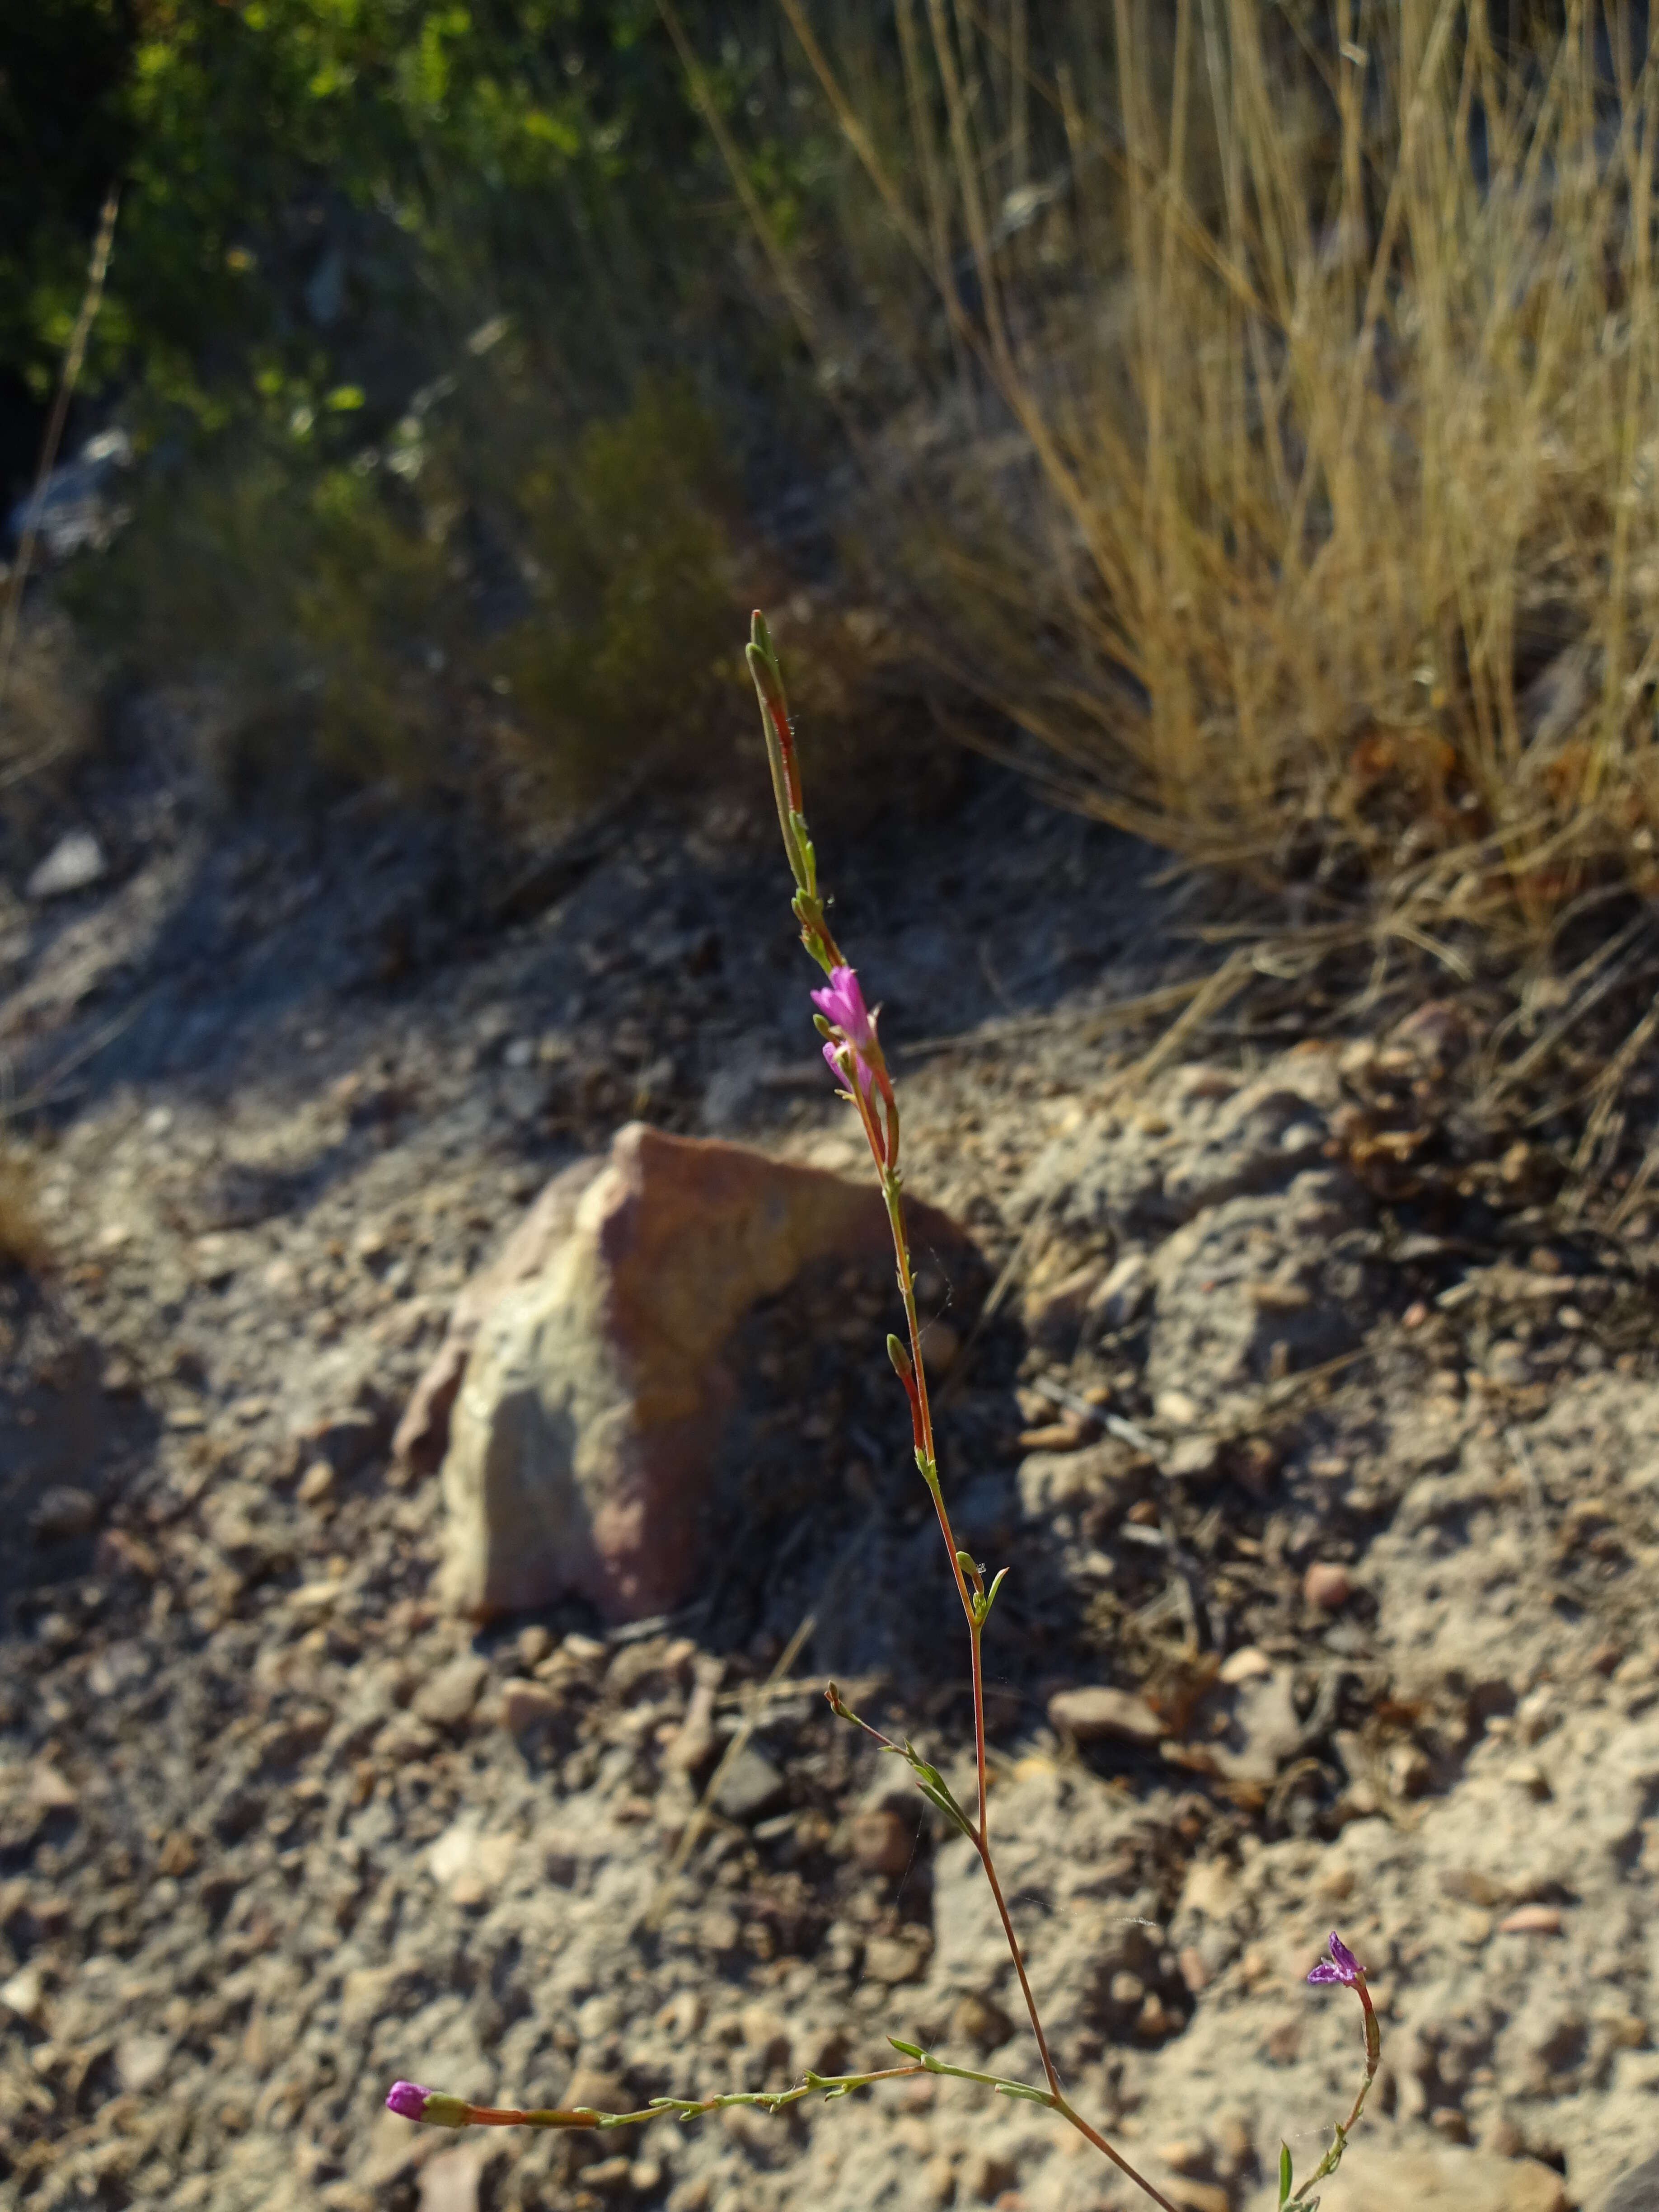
xmin=27 ymin=829 xmax=106 ymax=900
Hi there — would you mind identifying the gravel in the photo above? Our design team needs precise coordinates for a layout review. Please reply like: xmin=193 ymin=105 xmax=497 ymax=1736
xmin=4 ymin=752 xmax=1659 ymax=2211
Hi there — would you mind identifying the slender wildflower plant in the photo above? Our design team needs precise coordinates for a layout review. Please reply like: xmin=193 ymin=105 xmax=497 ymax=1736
xmin=384 ymin=613 xmax=1382 ymax=2211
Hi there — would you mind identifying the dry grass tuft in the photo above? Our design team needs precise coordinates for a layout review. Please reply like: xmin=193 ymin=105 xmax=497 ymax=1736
xmin=755 ymin=0 xmax=1659 ymax=943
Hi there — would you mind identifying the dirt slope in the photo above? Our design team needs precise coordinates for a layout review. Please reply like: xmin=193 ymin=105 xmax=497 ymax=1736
xmin=2 ymin=755 xmax=1657 ymax=2212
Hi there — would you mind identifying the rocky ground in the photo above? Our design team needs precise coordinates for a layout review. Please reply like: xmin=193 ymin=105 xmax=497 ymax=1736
xmin=3 ymin=732 xmax=1659 ymax=2212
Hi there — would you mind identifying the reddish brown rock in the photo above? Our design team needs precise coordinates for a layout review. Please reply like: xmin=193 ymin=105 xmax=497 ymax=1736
xmin=394 ymin=1154 xmax=607 ymax=1476
xmin=436 ymin=1122 xmax=967 ymax=1623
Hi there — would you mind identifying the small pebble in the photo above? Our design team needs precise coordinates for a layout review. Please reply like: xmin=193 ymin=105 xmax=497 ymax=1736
xmin=29 ymin=1486 xmax=98 ymax=1542
xmin=960 ymin=2151 xmax=1016 ymax=2203
xmin=500 ymin=1679 xmax=562 ymax=1736
xmin=297 ymin=1460 xmax=335 ymax=1504
xmin=1177 ymin=1946 xmax=1209 ymax=1994
xmin=951 ymin=1990 xmax=1014 ymax=2050
xmin=1156 ymin=2140 xmax=1209 ymax=2176
xmin=848 ymin=1807 xmax=914 ymax=1877
xmin=1047 ymin=1685 xmax=1167 ymax=1746
xmin=1500 ymin=1904 xmax=1563 ymax=1936
xmin=1303 ymin=1560 xmax=1352 ymax=1611
xmin=411 ymin=1654 xmax=489 ymax=1728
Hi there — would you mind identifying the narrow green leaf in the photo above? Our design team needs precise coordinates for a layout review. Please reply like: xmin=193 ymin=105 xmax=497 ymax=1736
xmin=880 ymin=1739 xmax=975 ymax=1837
xmin=1278 ymin=2143 xmax=1293 ymax=2207
xmin=788 ymin=810 xmax=817 ymax=895
xmin=888 ymin=2038 xmax=924 ymax=2059
xmin=916 ymin=1780 xmax=975 ymax=1839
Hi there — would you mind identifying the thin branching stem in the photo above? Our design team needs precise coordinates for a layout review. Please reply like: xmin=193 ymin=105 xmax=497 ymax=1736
xmin=746 ymin=613 xmax=1190 ymax=2212
xmin=384 ymin=611 xmax=1379 ymax=2212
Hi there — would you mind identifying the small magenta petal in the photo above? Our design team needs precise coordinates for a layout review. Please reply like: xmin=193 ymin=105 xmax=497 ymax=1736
xmin=808 ymin=970 xmax=849 ymax=1026
xmin=1328 ymin=1931 xmax=1361 ymax=1978
xmin=810 ymin=965 xmax=874 ymax=1049
xmin=1308 ymin=1930 xmax=1364 ymax=1985
xmin=386 ymin=2081 xmax=432 ymax=2122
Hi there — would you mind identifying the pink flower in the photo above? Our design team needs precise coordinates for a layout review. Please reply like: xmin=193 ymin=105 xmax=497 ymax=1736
xmin=811 ymin=965 xmax=875 ymax=1050
xmin=386 ymin=2081 xmax=433 ymax=2121
xmin=1308 ymin=1931 xmax=1363 ymax=1985
xmin=812 ymin=965 xmax=877 ymax=1099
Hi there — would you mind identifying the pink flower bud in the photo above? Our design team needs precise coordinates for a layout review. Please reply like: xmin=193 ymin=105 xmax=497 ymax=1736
xmin=1307 ymin=1930 xmax=1363 ymax=1984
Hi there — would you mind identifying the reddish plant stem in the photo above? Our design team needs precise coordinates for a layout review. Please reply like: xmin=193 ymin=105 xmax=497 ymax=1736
xmin=767 ymin=618 xmax=1184 ymax=2212
xmin=852 ymin=979 xmax=1182 ymax=2205
xmin=976 ymin=1823 xmax=1063 ymax=2095
xmin=1050 ymin=2098 xmax=1185 ymax=2212
xmin=874 ymin=1141 xmax=1061 ymax=2099
xmin=759 ymin=694 xmax=805 ymax=820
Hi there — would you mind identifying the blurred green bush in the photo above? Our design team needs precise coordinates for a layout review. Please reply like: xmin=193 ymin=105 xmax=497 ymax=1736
xmin=497 ymin=377 xmax=745 ymax=806
xmin=69 ymin=366 xmax=749 ymax=802
xmin=3 ymin=1 xmax=797 ymax=427
xmin=6 ymin=1 xmax=839 ymax=810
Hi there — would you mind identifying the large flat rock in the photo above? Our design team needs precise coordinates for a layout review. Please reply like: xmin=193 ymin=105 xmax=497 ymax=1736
xmin=435 ymin=1120 xmax=966 ymax=1622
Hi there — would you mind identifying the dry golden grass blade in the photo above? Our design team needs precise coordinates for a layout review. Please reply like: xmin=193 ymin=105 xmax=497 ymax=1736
xmin=1569 ymin=995 xmax=1659 ymax=1199
xmin=1120 ymin=943 xmax=1256 ymax=1088
xmin=1482 ymin=916 xmax=1657 ymax=1107
xmin=1612 ymin=1120 xmax=1659 ymax=1233
xmin=705 ymin=1 xmax=1659 ymax=1004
